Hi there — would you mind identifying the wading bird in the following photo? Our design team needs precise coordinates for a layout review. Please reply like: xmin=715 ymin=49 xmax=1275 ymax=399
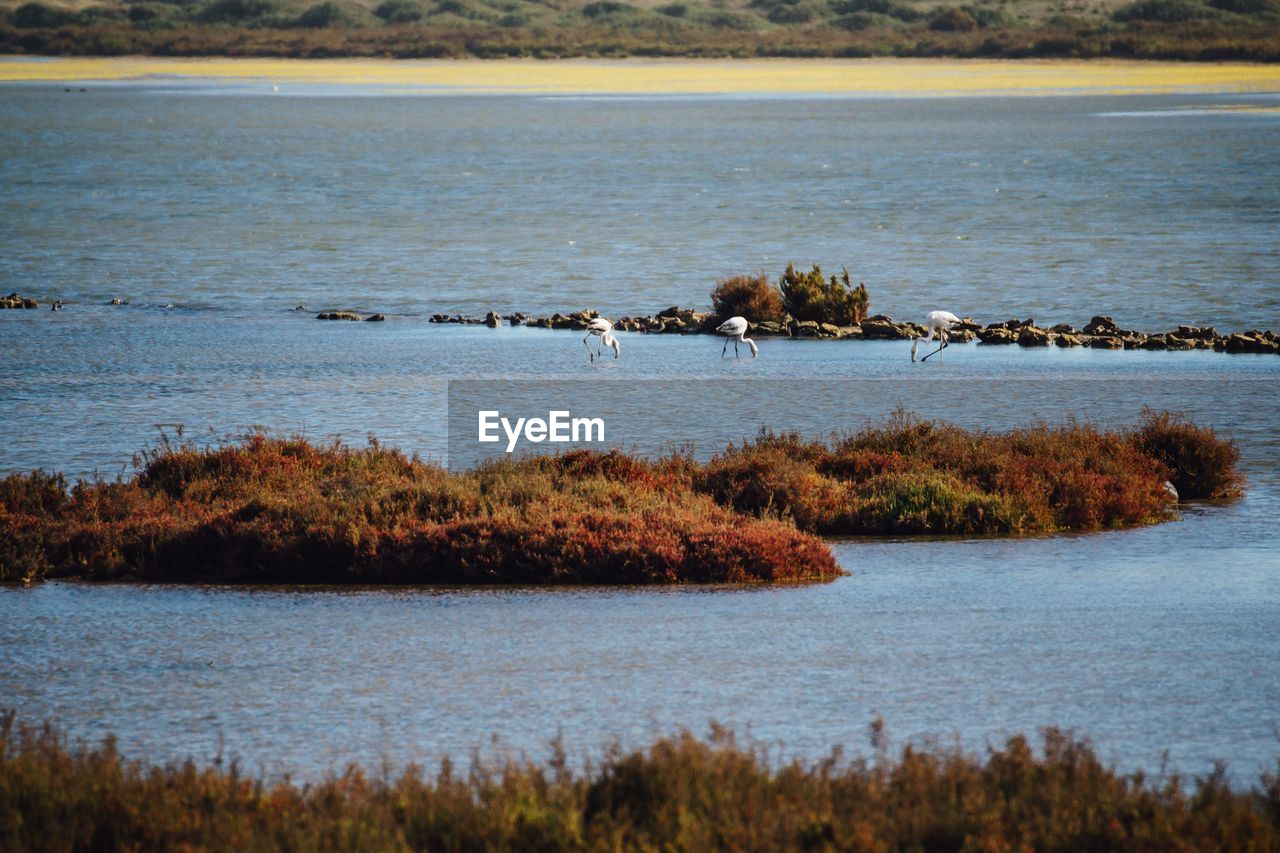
xmin=717 ymin=316 xmax=758 ymax=359
xmin=911 ymin=310 xmax=962 ymax=363
xmin=584 ymin=317 xmax=620 ymax=361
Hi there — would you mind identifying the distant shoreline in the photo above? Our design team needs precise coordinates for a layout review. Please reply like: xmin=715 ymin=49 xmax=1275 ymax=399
xmin=3 ymin=56 xmax=1280 ymax=96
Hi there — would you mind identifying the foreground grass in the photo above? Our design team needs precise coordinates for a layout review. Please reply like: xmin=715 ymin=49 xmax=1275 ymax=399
xmin=2 ymin=713 xmax=1278 ymax=850
xmin=0 ymin=411 xmax=1240 ymax=585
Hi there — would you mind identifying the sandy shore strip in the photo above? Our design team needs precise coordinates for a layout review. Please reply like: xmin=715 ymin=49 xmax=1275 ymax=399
xmin=2 ymin=57 xmax=1280 ymax=96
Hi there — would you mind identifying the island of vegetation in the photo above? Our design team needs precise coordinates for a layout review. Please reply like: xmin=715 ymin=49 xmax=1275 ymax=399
xmin=2 ymin=712 xmax=1277 ymax=849
xmin=0 ymin=411 xmax=1241 ymax=585
xmin=0 ymin=0 xmax=1277 ymax=60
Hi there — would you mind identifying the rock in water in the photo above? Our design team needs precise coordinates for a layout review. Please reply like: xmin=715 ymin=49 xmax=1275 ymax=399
xmin=1 ymin=292 xmax=38 ymax=309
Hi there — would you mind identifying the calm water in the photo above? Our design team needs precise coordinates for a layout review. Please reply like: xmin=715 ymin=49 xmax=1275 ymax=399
xmin=1 ymin=82 xmax=1279 ymax=782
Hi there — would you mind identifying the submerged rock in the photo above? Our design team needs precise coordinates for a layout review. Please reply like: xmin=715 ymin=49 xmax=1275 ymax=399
xmin=485 ymin=311 xmax=501 ymax=328
xmin=1 ymin=292 xmax=38 ymax=309
xmin=316 ymin=311 xmax=361 ymax=321
xmin=366 ymin=314 xmax=386 ymax=322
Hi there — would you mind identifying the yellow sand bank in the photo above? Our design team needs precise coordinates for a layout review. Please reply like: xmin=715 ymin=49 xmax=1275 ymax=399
xmin=2 ymin=57 xmax=1280 ymax=96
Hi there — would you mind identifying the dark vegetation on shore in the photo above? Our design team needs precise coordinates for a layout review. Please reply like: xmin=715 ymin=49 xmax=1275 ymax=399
xmin=1 ymin=0 xmax=1278 ymax=59
xmin=3 ymin=713 xmax=1278 ymax=850
xmin=0 ymin=411 xmax=1240 ymax=585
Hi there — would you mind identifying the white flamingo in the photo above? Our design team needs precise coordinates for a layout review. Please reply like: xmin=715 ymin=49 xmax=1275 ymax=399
xmin=584 ymin=317 xmax=620 ymax=361
xmin=717 ymin=316 xmax=758 ymax=359
xmin=911 ymin=310 xmax=962 ymax=363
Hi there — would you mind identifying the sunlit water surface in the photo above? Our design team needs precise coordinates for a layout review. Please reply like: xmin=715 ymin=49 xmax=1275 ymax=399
xmin=1 ymin=83 xmax=1278 ymax=782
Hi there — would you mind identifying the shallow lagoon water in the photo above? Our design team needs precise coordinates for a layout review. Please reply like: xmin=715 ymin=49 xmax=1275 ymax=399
xmin=1 ymin=81 xmax=1279 ymax=782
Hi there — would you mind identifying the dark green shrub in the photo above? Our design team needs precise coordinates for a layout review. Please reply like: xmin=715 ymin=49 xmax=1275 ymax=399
xmin=833 ymin=11 xmax=888 ymax=28
xmin=293 ymin=1 xmax=350 ymax=26
xmin=12 ymin=2 xmax=72 ymax=27
xmin=432 ymin=0 xmax=478 ymax=16
xmin=75 ymin=5 xmax=129 ymax=24
xmin=196 ymin=0 xmax=285 ymax=23
xmin=128 ymin=3 xmax=174 ymax=21
xmin=1114 ymin=0 xmax=1215 ymax=22
xmin=656 ymin=2 xmax=686 ymax=14
xmin=374 ymin=0 xmax=422 ymax=21
xmin=1207 ymin=0 xmax=1277 ymax=14
xmin=929 ymin=5 xmax=979 ymax=30
xmin=830 ymin=0 xmax=919 ymax=20
xmin=779 ymin=263 xmax=869 ymax=326
xmin=710 ymin=273 xmax=785 ymax=322
xmin=700 ymin=9 xmax=759 ymax=29
xmin=582 ymin=0 xmax=630 ymax=17
xmin=964 ymin=4 xmax=1009 ymax=26
xmin=768 ymin=3 xmax=812 ymax=23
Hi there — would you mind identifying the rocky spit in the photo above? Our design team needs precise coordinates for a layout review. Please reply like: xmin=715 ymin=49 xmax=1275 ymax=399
xmin=4 ymin=293 xmax=1275 ymax=353
xmin=1 ymin=292 xmax=38 ymax=309
xmin=419 ymin=306 xmax=1280 ymax=355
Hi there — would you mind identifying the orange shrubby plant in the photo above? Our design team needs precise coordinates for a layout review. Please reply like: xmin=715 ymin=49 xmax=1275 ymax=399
xmin=710 ymin=273 xmax=785 ymax=323
xmin=0 ymin=438 xmax=839 ymax=585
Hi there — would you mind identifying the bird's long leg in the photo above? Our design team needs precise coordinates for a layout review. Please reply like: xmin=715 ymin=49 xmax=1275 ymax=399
xmin=920 ymin=337 xmax=946 ymax=362
xmin=584 ymin=333 xmax=594 ymax=361
xmin=734 ymin=338 xmax=740 ymax=358
xmin=722 ymin=338 xmax=729 ymax=358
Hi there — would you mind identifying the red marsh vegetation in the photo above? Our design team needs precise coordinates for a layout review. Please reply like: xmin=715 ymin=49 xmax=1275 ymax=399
xmin=0 ymin=435 xmax=838 ymax=585
xmin=0 ymin=411 xmax=1241 ymax=584
xmin=696 ymin=410 xmax=1242 ymax=535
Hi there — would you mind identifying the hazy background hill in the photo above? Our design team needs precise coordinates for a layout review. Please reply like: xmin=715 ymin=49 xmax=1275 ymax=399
xmin=2 ymin=0 xmax=1278 ymax=61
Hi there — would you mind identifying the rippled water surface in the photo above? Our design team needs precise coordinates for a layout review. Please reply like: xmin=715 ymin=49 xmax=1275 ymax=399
xmin=2 ymin=82 xmax=1279 ymax=781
